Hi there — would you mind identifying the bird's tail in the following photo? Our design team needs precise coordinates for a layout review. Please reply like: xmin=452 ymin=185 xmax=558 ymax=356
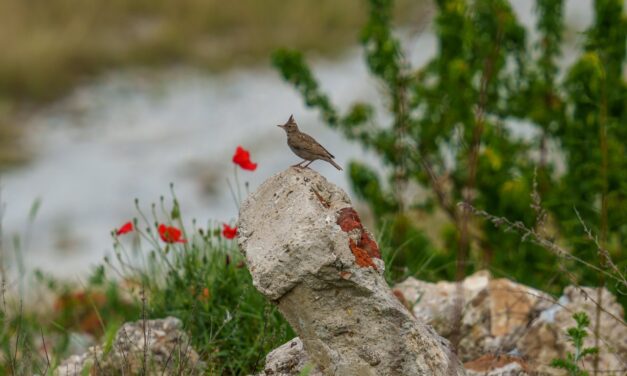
xmin=327 ymin=158 xmax=343 ymax=171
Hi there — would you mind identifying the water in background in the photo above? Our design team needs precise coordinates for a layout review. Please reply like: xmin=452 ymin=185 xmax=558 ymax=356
xmin=1 ymin=1 xmax=593 ymax=277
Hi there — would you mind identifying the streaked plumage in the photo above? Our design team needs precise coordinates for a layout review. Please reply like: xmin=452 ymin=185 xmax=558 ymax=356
xmin=277 ymin=115 xmax=342 ymax=171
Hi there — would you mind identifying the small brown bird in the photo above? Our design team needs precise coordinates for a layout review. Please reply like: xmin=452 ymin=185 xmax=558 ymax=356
xmin=277 ymin=115 xmax=342 ymax=171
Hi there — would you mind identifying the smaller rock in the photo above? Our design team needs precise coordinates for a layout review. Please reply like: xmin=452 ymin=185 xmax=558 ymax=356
xmin=258 ymin=338 xmax=323 ymax=376
xmin=393 ymin=270 xmax=491 ymax=338
xmin=393 ymin=270 xmax=554 ymax=361
xmin=394 ymin=272 xmax=627 ymax=375
xmin=56 ymin=317 xmax=204 ymax=375
xmin=517 ymin=286 xmax=626 ymax=375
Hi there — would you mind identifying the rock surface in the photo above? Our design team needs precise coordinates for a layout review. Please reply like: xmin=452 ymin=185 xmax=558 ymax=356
xmin=238 ymin=167 xmax=464 ymax=376
xmin=394 ymin=271 xmax=627 ymax=375
xmin=517 ymin=285 xmax=626 ymax=375
xmin=393 ymin=270 xmax=554 ymax=362
xmin=258 ymin=271 xmax=626 ymax=376
xmin=56 ymin=317 xmax=204 ymax=375
xmin=258 ymin=338 xmax=323 ymax=376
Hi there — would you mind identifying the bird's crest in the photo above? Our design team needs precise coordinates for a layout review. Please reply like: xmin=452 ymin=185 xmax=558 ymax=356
xmin=278 ymin=114 xmax=298 ymax=131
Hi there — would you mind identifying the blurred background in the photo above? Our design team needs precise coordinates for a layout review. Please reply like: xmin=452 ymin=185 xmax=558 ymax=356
xmin=0 ymin=0 xmax=427 ymax=274
xmin=0 ymin=0 xmax=623 ymax=287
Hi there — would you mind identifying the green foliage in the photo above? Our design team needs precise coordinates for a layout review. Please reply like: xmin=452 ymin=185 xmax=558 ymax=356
xmin=143 ymin=237 xmax=293 ymax=374
xmin=552 ymin=1 xmax=627 ymax=282
xmin=272 ymin=50 xmax=341 ymax=127
xmin=272 ymin=0 xmax=627 ymax=303
xmin=550 ymin=312 xmax=599 ymax=376
xmin=349 ymin=162 xmax=398 ymax=217
xmin=0 ymin=268 xmax=142 ymax=375
xmin=105 ymin=195 xmax=294 ymax=374
xmin=0 ymin=193 xmax=294 ymax=374
xmin=0 ymin=305 xmax=48 ymax=375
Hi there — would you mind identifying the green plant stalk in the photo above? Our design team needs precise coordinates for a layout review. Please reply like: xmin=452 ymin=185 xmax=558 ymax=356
xmin=593 ymin=56 xmax=608 ymax=376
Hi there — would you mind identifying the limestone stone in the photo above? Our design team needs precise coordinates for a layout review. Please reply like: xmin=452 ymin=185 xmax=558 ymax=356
xmin=238 ymin=167 xmax=465 ymax=376
xmin=517 ymin=286 xmax=627 ymax=375
xmin=393 ymin=270 xmax=491 ymax=338
xmin=394 ymin=273 xmax=626 ymax=375
xmin=258 ymin=338 xmax=323 ymax=376
xmin=394 ymin=271 xmax=553 ymax=362
xmin=56 ymin=317 xmax=204 ymax=375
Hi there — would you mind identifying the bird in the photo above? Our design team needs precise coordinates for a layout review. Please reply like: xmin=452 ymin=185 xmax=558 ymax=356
xmin=277 ymin=115 xmax=342 ymax=171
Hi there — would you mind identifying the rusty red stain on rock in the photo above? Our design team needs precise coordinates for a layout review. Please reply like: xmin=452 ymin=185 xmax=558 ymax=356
xmin=336 ymin=207 xmax=362 ymax=232
xmin=359 ymin=231 xmax=381 ymax=259
xmin=349 ymin=239 xmax=378 ymax=270
xmin=336 ymin=207 xmax=382 ymax=269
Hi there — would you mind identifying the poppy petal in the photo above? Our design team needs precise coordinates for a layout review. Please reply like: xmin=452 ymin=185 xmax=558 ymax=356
xmin=222 ymin=224 xmax=238 ymax=239
xmin=232 ymin=146 xmax=257 ymax=171
xmin=116 ymin=221 xmax=134 ymax=235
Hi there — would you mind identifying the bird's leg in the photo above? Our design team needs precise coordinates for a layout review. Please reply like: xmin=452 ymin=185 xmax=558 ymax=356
xmin=302 ymin=160 xmax=314 ymax=168
xmin=292 ymin=160 xmax=306 ymax=168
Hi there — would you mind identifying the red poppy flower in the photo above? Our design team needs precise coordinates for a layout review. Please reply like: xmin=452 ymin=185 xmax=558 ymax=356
xmin=116 ymin=221 xmax=134 ymax=235
xmin=222 ymin=224 xmax=238 ymax=239
xmin=158 ymin=224 xmax=187 ymax=243
xmin=232 ymin=146 xmax=257 ymax=171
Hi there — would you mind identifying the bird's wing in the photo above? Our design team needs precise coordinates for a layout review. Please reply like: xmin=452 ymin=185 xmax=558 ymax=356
xmin=297 ymin=132 xmax=335 ymax=159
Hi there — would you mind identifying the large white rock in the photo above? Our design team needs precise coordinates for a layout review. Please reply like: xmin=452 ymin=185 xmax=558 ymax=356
xmin=238 ymin=167 xmax=464 ymax=376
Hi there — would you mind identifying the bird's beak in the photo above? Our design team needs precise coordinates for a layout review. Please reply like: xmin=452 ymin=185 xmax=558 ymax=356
xmin=277 ymin=124 xmax=284 ymax=128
